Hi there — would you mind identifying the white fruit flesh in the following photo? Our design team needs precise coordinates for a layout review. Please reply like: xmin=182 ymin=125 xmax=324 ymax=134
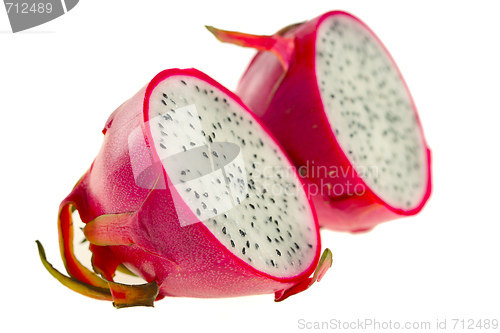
xmin=315 ymin=14 xmax=428 ymax=209
xmin=147 ymin=76 xmax=317 ymax=277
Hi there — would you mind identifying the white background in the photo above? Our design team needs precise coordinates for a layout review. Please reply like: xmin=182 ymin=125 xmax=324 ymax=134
xmin=1 ymin=1 xmax=499 ymax=332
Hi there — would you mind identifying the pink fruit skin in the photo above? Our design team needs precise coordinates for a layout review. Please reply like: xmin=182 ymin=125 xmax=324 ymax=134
xmin=61 ymin=68 xmax=321 ymax=299
xmin=232 ymin=11 xmax=432 ymax=233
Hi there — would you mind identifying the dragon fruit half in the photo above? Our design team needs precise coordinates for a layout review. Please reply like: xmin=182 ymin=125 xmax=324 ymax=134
xmin=207 ymin=11 xmax=432 ymax=232
xmin=36 ymin=68 xmax=332 ymax=308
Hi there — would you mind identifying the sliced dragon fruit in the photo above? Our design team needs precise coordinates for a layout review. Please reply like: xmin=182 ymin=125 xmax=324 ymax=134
xmin=36 ymin=68 xmax=331 ymax=308
xmin=207 ymin=11 xmax=432 ymax=232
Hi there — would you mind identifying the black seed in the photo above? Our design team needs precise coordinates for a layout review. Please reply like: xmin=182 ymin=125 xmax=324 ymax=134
xmin=163 ymin=93 xmax=168 ymax=99
xmin=196 ymin=86 xmax=200 ymax=92
xmin=186 ymin=188 xmax=191 ymax=192
xmin=275 ymin=238 xmax=280 ymax=243
xmin=251 ymin=222 xmax=254 ymax=227
xmin=181 ymin=80 xmax=187 ymax=85
xmin=161 ymin=100 xmax=167 ymax=106
xmin=160 ymin=143 xmax=167 ymax=149
xmin=276 ymin=228 xmax=280 ymax=233
xmin=196 ymin=208 xmax=201 ymax=216
xmin=294 ymin=242 xmax=300 ymax=249
xmin=182 ymin=146 xmax=187 ymax=152
xmin=215 ymin=97 xmax=219 ymax=102
xmin=203 ymin=152 xmax=209 ymax=158
xmin=195 ymin=191 xmax=200 ymax=199
xmin=308 ymin=244 xmax=313 ymax=248
xmin=231 ymin=240 xmax=235 ymax=247
xmin=213 ymin=208 xmax=218 ymax=214
xmin=242 ymin=247 xmax=246 ymax=254
xmin=276 ymin=249 xmax=281 ymax=256
xmin=158 ymin=123 xmax=164 ymax=129
xmin=287 ymin=231 xmax=292 ymax=237
xmin=213 ymin=219 xmax=217 ymax=225
xmin=222 ymin=227 xmax=226 ymax=234
xmin=249 ymin=204 xmax=255 ymax=209
xmin=203 ymin=192 xmax=208 ymax=197
xmin=255 ymin=243 xmax=259 ymax=250
xmin=239 ymin=229 xmax=246 ymax=237
xmin=267 ymin=236 xmax=272 ymax=242
xmin=270 ymin=260 xmax=275 ymax=267
xmin=201 ymin=202 xmax=207 ymax=209
xmin=180 ymin=170 xmax=186 ymax=175
xmin=279 ymin=236 xmax=284 ymax=241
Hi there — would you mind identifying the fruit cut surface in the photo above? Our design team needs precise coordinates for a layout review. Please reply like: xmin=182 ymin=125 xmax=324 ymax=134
xmin=145 ymin=74 xmax=318 ymax=278
xmin=315 ymin=14 xmax=429 ymax=209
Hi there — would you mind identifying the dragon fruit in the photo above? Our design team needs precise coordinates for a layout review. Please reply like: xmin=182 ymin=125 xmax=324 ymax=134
xmin=207 ymin=11 xmax=432 ymax=233
xmin=36 ymin=68 xmax=332 ymax=308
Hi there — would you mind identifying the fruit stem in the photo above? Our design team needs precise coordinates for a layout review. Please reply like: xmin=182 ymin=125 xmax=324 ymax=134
xmin=37 ymin=240 xmax=159 ymax=308
xmin=36 ymin=240 xmax=114 ymax=301
xmin=83 ymin=213 xmax=135 ymax=246
xmin=58 ymin=202 xmax=110 ymax=288
xmin=274 ymin=248 xmax=333 ymax=302
xmin=205 ymin=25 xmax=295 ymax=71
xmin=36 ymin=176 xmax=160 ymax=307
